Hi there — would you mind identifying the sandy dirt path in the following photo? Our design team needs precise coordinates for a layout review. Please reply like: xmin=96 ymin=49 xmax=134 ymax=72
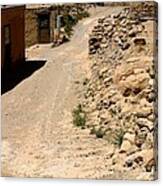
xmin=1 ymin=7 xmax=124 ymax=178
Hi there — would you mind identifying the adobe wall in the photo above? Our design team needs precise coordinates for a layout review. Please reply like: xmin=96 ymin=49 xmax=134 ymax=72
xmin=25 ymin=9 xmax=38 ymax=48
xmin=1 ymin=6 xmax=25 ymax=71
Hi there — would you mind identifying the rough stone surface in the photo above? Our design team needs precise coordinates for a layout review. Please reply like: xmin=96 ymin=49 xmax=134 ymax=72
xmin=83 ymin=1 xmax=157 ymax=180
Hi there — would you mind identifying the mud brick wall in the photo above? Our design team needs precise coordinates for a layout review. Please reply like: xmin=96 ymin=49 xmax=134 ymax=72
xmin=1 ymin=6 xmax=25 ymax=71
xmin=50 ymin=10 xmax=56 ymax=42
xmin=25 ymin=9 xmax=38 ymax=48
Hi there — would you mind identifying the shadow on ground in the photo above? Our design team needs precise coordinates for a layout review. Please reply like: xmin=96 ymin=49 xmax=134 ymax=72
xmin=1 ymin=59 xmax=46 ymax=95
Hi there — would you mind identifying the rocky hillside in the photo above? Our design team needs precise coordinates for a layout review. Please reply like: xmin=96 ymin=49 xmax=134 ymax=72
xmin=78 ymin=2 xmax=158 ymax=180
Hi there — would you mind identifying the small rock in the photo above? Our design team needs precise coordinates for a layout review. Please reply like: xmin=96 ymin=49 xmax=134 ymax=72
xmin=145 ymin=158 xmax=156 ymax=172
xmin=100 ymin=43 xmax=108 ymax=48
xmin=121 ymin=42 xmax=130 ymax=50
xmin=119 ymin=140 xmax=132 ymax=153
xmin=99 ymin=67 xmax=108 ymax=77
xmin=125 ymin=159 xmax=133 ymax=167
xmin=123 ymin=132 xmax=135 ymax=143
xmin=136 ymin=118 xmax=154 ymax=131
xmin=128 ymin=29 xmax=137 ymax=37
xmin=134 ymin=38 xmax=146 ymax=46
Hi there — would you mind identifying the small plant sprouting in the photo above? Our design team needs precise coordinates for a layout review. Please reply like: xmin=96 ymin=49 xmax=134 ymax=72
xmin=112 ymin=128 xmax=125 ymax=148
xmin=90 ymin=126 xmax=96 ymax=135
xmin=95 ymin=128 xmax=105 ymax=138
xmin=73 ymin=104 xmax=86 ymax=127
xmin=90 ymin=126 xmax=105 ymax=138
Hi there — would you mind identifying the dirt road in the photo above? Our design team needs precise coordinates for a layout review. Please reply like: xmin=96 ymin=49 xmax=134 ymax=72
xmin=1 ymin=7 xmax=124 ymax=178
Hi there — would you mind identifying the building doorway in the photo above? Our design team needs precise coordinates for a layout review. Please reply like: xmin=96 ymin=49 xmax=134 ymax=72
xmin=38 ymin=12 xmax=50 ymax=43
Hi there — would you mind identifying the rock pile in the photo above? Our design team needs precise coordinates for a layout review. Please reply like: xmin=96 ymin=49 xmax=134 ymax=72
xmin=82 ymin=2 xmax=157 ymax=180
xmin=89 ymin=2 xmax=157 ymax=57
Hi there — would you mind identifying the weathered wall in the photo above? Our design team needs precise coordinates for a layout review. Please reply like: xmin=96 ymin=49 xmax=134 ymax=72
xmin=25 ymin=9 xmax=56 ymax=47
xmin=50 ymin=10 xmax=56 ymax=42
xmin=25 ymin=9 xmax=38 ymax=48
xmin=1 ymin=6 xmax=25 ymax=71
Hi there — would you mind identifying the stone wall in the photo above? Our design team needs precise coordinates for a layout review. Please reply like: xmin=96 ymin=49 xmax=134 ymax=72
xmin=81 ymin=2 xmax=158 ymax=180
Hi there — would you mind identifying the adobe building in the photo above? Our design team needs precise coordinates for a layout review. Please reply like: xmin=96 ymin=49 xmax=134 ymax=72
xmin=1 ymin=5 xmax=25 ymax=74
xmin=25 ymin=4 xmax=56 ymax=47
xmin=25 ymin=4 xmax=92 ymax=48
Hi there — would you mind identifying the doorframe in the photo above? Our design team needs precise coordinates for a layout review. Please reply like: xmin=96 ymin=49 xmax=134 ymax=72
xmin=37 ymin=12 xmax=50 ymax=43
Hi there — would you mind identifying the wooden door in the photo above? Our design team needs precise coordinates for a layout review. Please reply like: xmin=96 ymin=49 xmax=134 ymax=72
xmin=38 ymin=13 xmax=50 ymax=43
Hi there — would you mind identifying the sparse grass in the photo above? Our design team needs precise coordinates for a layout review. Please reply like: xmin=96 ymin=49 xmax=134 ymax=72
xmin=90 ymin=126 xmax=105 ymax=138
xmin=112 ymin=128 xmax=125 ymax=148
xmin=78 ymin=11 xmax=90 ymax=19
xmin=62 ymin=9 xmax=90 ymax=38
xmin=63 ymin=14 xmax=76 ymax=37
xmin=95 ymin=128 xmax=105 ymax=138
xmin=73 ymin=104 xmax=86 ymax=127
xmin=90 ymin=126 xmax=96 ymax=135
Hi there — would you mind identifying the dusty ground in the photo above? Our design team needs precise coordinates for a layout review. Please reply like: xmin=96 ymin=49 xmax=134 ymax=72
xmin=1 ymin=6 xmax=129 ymax=179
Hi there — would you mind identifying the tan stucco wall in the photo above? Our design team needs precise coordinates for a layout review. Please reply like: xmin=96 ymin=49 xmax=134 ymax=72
xmin=25 ymin=9 xmax=38 ymax=48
